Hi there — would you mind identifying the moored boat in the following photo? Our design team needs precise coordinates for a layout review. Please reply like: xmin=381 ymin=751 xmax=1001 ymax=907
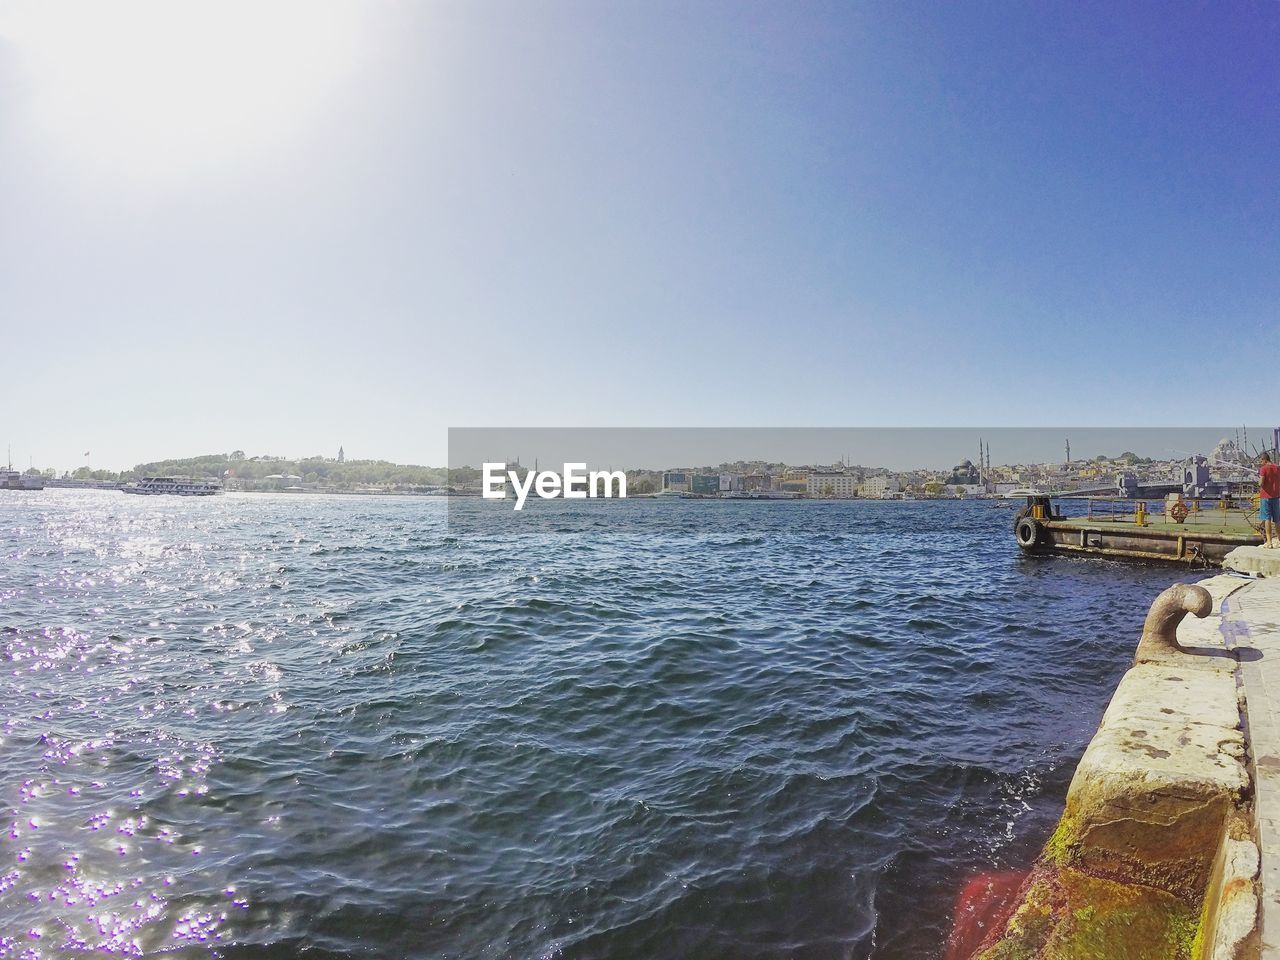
xmin=122 ymin=476 xmax=222 ymax=496
xmin=0 ymin=469 xmax=45 ymax=491
xmin=1014 ymin=494 xmax=1261 ymax=566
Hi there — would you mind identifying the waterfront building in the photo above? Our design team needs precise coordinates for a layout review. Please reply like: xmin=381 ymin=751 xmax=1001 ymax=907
xmin=662 ymin=472 xmax=691 ymax=493
xmin=807 ymin=472 xmax=858 ymax=498
xmin=858 ymin=476 xmax=901 ymax=499
xmin=690 ymin=474 xmax=720 ymax=496
xmin=718 ymin=473 xmax=742 ymax=493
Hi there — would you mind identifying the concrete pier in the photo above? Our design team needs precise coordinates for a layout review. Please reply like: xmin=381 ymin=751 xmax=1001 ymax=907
xmin=1222 ymin=549 xmax=1280 ymax=958
xmin=1225 ymin=547 xmax=1280 ymax=580
xmin=972 ymin=573 xmax=1267 ymax=959
xmin=953 ymin=540 xmax=1280 ymax=958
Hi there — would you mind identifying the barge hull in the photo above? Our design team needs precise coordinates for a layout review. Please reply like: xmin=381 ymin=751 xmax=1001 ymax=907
xmin=1026 ymin=519 xmax=1258 ymax=566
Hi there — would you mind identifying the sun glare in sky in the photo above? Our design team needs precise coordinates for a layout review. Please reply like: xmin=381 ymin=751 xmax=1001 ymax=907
xmin=0 ymin=0 xmax=367 ymax=182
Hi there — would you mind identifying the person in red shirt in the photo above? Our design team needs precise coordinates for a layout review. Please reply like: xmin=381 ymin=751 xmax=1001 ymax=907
xmin=1259 ymin=452 xmax=1280 ymax=548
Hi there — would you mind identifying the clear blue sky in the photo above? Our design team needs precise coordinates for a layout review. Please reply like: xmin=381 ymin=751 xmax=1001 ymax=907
xmin=2 ymin=1 xmax=1276 ymax=470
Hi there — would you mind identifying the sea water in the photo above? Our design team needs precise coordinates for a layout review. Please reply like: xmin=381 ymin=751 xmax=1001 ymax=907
xmin=0 ymin=491 xmax=1188 ymax=958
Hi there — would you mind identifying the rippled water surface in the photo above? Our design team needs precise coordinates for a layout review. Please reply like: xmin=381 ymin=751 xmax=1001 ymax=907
xmin=0 ymin=491 xmax=1190 ymax=958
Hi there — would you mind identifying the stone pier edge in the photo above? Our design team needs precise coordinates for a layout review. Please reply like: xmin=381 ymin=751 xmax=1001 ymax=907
xmin=966 ymin=558 xmax=1276 ymax=960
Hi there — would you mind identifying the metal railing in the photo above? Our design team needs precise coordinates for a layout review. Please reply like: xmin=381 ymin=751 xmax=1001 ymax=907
xmin=1082 ymin=496 xmax=1260 ymax=529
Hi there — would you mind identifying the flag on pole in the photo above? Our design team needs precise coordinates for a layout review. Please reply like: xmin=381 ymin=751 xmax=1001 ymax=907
xmin=84 ymin=451 xmax=90 ymax=457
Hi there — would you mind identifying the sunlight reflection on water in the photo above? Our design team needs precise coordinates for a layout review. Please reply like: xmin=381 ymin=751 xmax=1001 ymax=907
xmin=0 ymin=491 xmax=1187 ymax=959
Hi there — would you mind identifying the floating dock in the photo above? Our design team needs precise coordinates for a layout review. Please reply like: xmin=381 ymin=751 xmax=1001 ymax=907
xmin=1015 ymin=495 xmax=1262 ymax=565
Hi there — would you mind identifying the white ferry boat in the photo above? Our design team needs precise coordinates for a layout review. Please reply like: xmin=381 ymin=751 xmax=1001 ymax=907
xmin=122 ymin=476 xmax=222 ymax=496
xmin=0 ymin=469 xmax=45 ymax=491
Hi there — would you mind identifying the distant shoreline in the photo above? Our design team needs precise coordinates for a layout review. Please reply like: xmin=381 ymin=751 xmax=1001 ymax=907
xmin=17 ymin=484 xmax=1029 ymax=503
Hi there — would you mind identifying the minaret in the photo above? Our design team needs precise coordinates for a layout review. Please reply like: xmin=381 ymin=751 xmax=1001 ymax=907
xmin=338 ymin=445 xmax=345 ymax=463
xmin=1065 ymin=437 xmax=1071 ymax=467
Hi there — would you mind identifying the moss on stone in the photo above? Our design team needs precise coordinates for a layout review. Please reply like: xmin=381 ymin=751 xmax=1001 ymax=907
xmin=1043 ymin=817 xmax=1080 ymax=868
xmin=1187 ymin=864 xmax=1215 ymax=960
xmin=974 ymin=867 xmax=1201 ymax=960
xmin=1062 ymin=791 xmax=1230 ymax=903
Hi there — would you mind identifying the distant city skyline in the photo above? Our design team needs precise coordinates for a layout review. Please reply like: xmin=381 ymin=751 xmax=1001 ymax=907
xmin=14 ymin=424 xmax=1277 ymax=477
xmin=447 ymin=426 xmax=1269 ymax=474
xmin=13 ymin=425 xmax=1277 ymax=476
xmin=4 ymin=2 xmax=1278 ymax=470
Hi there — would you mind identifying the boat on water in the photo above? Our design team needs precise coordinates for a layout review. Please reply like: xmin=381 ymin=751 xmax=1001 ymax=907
xmin=0 ymin=469 xmax=45 ymax=491
xmin=122 ymin=476 xmax=222 ymax=497
xmin=1013 ymin=493 xmax=1261 ymax=566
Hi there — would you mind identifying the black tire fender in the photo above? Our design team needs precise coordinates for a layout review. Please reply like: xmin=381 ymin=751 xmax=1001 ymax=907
xmin=1016 ymin=517 xmax=1042 ymax=548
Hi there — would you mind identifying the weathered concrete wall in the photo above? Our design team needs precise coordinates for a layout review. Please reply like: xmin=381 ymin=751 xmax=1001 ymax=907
xmin=1226 ymin=547 xmax=1280 ymax=580
xmin=1216 ymin=570 xmax=1280 ymax=956
xmin=971 ymin=576 xmax=1258 ymax=960
xmin=1197 ymin=833 xmax=1260 ymax=960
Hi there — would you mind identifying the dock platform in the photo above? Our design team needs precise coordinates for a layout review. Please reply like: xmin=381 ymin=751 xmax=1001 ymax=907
xmin=1016 ymin=496 xmax=1262 ymax=565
